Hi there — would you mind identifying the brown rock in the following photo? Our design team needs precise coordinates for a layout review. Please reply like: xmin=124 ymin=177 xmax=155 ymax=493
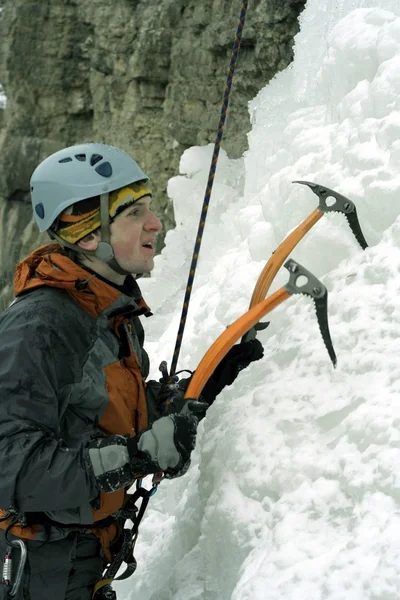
xmin=0 ymin=0 xmax=305 ymax=306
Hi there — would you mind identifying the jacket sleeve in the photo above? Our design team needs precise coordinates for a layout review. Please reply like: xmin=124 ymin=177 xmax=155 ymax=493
xmin=131 ymin=314 xmax=163 ymax=424
xmin=0 ymin=301 xmax=98 ymax=521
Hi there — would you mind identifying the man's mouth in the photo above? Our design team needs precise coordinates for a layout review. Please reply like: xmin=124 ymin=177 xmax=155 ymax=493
xmin=142 ymin=242 xmax=154 ymax=250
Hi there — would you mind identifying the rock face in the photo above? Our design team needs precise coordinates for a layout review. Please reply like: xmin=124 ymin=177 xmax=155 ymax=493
xmin=0 ymin=0 xmax=305 ymax=305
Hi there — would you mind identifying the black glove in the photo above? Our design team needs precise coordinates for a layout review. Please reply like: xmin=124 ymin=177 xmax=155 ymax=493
xmin=200 ymin=338 xmax=264 ymax=405
xmin=87 ymin=414 xmax=199 ymax=492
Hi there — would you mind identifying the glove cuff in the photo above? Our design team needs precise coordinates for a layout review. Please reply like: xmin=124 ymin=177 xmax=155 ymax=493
xmin=126 ymin=435 xmax=139 ymax=460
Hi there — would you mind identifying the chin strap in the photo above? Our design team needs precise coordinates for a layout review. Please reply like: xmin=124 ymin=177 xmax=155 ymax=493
xmin=95 ymin=193 xmax=131 ymax=276
xmin=48 ymin=192 xmax=131 ymax=277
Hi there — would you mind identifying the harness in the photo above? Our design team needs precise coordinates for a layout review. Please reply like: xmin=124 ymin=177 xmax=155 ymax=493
xmin=0 ymin=474 xmax=162 ymax=600
xmin=93 ymin=474 xmax=163 ymax=600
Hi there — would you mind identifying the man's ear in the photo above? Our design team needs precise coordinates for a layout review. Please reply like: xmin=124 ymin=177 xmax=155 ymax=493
xmin=77 ymin=231 xmax=100 ymax=252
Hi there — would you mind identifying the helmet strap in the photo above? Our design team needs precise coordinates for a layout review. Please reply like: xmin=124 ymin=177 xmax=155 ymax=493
xmin=96 ymin=192 xmax=131 ymax=276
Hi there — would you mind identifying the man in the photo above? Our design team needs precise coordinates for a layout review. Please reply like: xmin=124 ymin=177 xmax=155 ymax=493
xmin=0 ymin=143 xmax=263 ymax=600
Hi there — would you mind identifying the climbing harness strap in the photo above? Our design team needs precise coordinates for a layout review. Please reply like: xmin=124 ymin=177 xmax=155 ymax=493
xmin=93 ymin=473 xmax=163 ymax=599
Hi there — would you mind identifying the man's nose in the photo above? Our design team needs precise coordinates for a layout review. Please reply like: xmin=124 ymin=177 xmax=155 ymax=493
xmin=146 ymin=211 xmax=162 ymax=232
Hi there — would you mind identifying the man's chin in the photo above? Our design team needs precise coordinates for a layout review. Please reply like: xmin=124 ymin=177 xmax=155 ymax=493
xmin=133 ymin=259 xmax=154 ymax=275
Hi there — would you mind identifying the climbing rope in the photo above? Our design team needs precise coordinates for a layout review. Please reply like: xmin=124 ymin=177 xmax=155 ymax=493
xmin=169 ymin=0 xmax=249 ymax=376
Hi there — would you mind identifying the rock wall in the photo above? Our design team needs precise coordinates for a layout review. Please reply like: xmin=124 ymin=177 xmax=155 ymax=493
xmin=0 ymin=0 xmax=305 ymax=305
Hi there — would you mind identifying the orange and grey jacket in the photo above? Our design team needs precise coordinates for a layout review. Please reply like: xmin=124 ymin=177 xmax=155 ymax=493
xmin=0 ymin=244 xmax=161 ymax=559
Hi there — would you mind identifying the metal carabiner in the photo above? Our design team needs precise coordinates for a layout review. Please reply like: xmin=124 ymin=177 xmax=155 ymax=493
xmin=2 ymin=539 xmax=27 ymax=598
xmin=149 ymin=472 xmax=164 ymax=496
xmin=135 ymin=472 xmax=163 ymax=502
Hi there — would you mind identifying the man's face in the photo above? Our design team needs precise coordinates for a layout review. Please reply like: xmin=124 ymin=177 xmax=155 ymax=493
xmin=109 ymin=195 xmax=162 ymax=274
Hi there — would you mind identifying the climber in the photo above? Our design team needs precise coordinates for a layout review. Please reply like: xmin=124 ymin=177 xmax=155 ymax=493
xmin=0 ymin=143 xmax=263 ymax=600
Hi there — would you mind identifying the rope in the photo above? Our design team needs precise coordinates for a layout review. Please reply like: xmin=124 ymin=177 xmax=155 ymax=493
xmin=170 ymin=0 xmax=249 ymax=376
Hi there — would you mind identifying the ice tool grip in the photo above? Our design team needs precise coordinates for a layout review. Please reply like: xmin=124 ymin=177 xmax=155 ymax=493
xmin=186 ymin=260 xmax=336 ymax=400
xmin=294 ymin=181 xmax=368 ymax=250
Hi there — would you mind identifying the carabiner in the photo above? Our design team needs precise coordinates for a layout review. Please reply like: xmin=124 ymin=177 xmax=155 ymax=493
xmin=2 ymin=539 xmax=27 ymax=598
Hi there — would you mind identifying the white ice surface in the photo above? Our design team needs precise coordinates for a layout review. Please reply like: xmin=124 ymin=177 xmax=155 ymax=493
xmin=115 ymin=1 xmax=400 ymax=598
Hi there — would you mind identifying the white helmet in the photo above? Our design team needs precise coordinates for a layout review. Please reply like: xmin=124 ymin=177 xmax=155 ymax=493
xmin=30 ymin=142 xmax=148 ymax=232
xmin=30 ymin=143 xmax=149 ymax=276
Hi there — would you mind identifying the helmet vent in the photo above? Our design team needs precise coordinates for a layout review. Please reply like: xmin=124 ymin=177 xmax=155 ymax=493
xmin=95 ymin=161 xmax=113 ymax=178
xmin=35 ymin=203 xmax=45 ymax=219
xmin=75 ymin=154 xmax=86 ymax=162
xmin=59 ymin=157 xmax=72 ymax=163
xmin=90 ymin=154 xmax=103 ymax=166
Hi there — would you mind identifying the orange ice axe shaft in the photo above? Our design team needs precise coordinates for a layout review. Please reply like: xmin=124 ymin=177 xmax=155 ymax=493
xmin=243 ymin=181 xmax=369 ymax=343
xmin=185 ymin=259 xmax=336 ymax=400
xmin=250 ymin=181 xmax=368 ymax=308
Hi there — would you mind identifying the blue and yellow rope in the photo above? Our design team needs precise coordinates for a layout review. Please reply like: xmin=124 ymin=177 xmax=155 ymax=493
xmin=170 ymin=0 xmax=249 ymax=376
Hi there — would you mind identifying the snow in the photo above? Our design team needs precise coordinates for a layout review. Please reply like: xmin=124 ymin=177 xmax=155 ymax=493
xmin=116 ymin=1 xmax=400 ymax=599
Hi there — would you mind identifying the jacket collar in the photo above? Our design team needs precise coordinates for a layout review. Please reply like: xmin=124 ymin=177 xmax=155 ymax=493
xmin=14 ymin=244 xmax=151 ymax=319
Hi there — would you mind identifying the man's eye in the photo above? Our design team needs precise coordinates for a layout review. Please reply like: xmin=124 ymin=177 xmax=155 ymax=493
xmin=129 ymin=205 xmax=150 ymax=217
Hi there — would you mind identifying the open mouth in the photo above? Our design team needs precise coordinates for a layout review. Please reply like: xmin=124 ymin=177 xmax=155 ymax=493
xmin=142 ymin=242 xmax=154 ymax=250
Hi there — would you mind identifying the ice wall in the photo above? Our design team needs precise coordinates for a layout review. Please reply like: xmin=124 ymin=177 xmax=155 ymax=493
xmin=119 ymin=1 xmax=400 ymax=599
